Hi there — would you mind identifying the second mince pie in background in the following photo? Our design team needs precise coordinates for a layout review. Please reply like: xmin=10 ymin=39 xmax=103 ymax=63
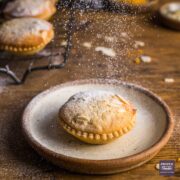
xmin=118 ymin=0 xmax=147 ymax=6
xmin=59 ymin=90 xmax=136 ymax=144
xmin=3 ymin=0 xmax=56 ymax=20
xmin=0 ymin=18 xmax=54 ymax=55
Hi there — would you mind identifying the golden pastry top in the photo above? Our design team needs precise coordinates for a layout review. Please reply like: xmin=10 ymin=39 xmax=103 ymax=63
xmin=119 ymin=0 xmax=147 ymax=5
xmin=3 ymin=0 xmax=55 ymax=18
xmin=0 ymin=18 xmax=54 ymax=47
xmin=59 ymin=91 xmax=136 ymax=134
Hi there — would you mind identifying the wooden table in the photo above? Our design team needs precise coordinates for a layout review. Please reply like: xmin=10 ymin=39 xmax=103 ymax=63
xmin=0 ymin=0 xmax=179 ymax=179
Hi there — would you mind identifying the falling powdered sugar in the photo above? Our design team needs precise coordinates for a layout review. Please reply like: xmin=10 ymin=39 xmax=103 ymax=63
xmin=104 ymin=36 xmax=115 ymax=43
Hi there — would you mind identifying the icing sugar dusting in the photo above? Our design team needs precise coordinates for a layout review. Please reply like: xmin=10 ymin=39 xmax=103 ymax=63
xmin=4 ymin=0 xmax=52 ymax=17
xmin=69 ymin=90 xmax=120 ymax=104
xmin=60 ymin=90 xmax=130 ymax=133
xmin=69 ymin=11 xmax=145 ymax=82
xmin=0 ymin=18 xmax=52 ymax=44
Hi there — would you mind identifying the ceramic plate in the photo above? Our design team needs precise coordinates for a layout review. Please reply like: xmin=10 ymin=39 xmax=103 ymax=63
xmin=159 ymin=2 xmax=180 ymax=30
xmin=22 ymin=79 xmax=174 ymax=174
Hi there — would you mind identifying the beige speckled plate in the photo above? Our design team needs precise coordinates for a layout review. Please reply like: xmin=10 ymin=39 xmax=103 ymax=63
xmin=22 ymin=79 xmax=174 ymax=174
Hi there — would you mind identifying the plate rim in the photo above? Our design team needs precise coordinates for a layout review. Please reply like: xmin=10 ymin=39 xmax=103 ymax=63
xmin=22 ymin=79 xmax=174 ymax=167
xmin=159 ymin=2 xmax=180 ymax=30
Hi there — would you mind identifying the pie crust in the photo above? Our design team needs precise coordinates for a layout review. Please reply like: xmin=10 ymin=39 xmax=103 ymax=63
xmin=0 ymin=18 xmax=54 ymax=55
xmin=3 ymin=0 xmax=56 ymax=20
xmin=59 ymin=91 xmax=136 ymax=144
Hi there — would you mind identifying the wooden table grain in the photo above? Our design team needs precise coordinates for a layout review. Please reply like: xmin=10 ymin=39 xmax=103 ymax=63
xmin=0 ymin=1 xmax=180 ymax=179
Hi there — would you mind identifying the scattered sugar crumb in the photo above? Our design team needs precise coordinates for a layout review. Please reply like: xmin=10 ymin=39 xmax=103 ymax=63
xmin=104 ymin=36 xmax=115 ymax=43
xmin=134 ymin=57 xmax=141 ymax=64
xmin=121 ymin=32 xmax=128 ymax=38
xmin=95 ymin=46 xmax=116 ymax=57
xmin=164 ymin=78 xmax=175 ymax=83
xmin=155 ymin=163 xmax=160 ymax=170
xmin=61 ymin=40 xmax=67 ymax=47
xmin=134 ymin=41 xmax=145 ymax=48
xmin=82 ymin=42 xmax=92 ymax=49
xmin=140 ymin=55 xmax=152 ymax=63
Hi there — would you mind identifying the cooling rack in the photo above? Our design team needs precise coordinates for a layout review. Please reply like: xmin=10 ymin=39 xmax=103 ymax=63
xmin=0 ymin=0 xmax=92 ymax=84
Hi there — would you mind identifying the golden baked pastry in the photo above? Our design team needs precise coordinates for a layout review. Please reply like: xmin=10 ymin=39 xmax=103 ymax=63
xmin=3 ymin=0 xmax=56 ymax=20
xmin=117 ymin=0 xmax=147 ymax=6
xmin=59 ymin=91 xmax=136 ymax=144
xmin=0 ymin=18 xmax=54 ymax=55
